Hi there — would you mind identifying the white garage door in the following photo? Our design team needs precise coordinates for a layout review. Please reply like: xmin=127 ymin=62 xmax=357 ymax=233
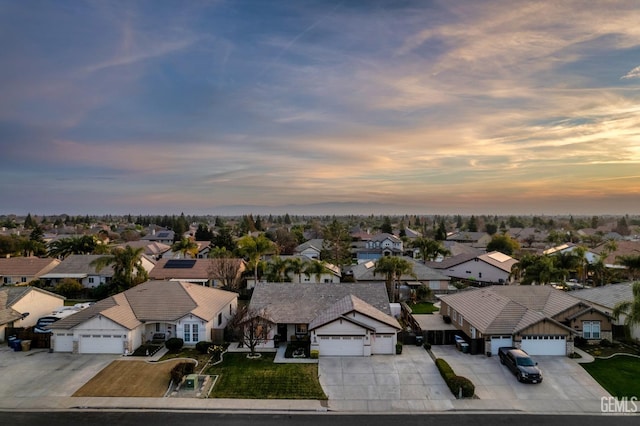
xmin=53 ymin=333 xmax=74 ymax=352
xmin=521 ymin=336 xmax=566 ymax=356
xmin=318 ymin=335 xmax=364 ymax=356
xmin=372 ymin=334 xmax=394 ymax=354
xmin=79 ymin=334 xmax=124 ymax=354
xmin=490 ymin=336 xmax=513 ymax=355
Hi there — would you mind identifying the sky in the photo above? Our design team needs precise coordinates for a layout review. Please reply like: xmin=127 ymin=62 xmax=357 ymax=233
xmin=1 ymin=0 xmax=640 ymax=217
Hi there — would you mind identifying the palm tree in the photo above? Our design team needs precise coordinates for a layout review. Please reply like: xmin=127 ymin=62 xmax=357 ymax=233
xmin=48 ymin=235 xmax=100 ymax=259
xmin=238 ymin=234 xmax=276 ymax=285
xmin=171 ymin=237 xmax=199 ymax=259
xmin=90 ymin=245 xmax=148 ymax=294
xmin=285 ymin=257 xmax=305 ymax=283
xmin=612 ymin=282 xmax=640 ymax=339
xmin=410 ymin=237 xmax=450 ymax=263
xmin=303 ymin=260 xmax=329 ymax=283
xmin=374 ymin=256 xmax=415 ymax=302
xmin=616 ymin=254 xmax=640 ymax=281
xmin=265 ymin=256 xmax=289 ymax=282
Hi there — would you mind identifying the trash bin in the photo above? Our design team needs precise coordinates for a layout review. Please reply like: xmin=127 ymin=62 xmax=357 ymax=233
xmin=13 ymin=339 xmax=22 ymax=352
xmin=21 ymin=340 xmax=31 ymax=351
xmin=8 ymin=336 xmax=17 ymax=349
xmin=415 ymin=335 xmax=424 ymax=346
xmin=460 ymin=342 xmax=469 ymax=354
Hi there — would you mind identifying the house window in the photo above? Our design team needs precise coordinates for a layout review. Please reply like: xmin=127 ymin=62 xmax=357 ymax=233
xmin=478 ymin=272 xmax=482 ymax=279
xmin=191 ymin=323 xmax=199 ymax=342
xmin=88 ymin=277 xmax=95 ymax=284
xmin=452 ymin=311 xmax=457 ymax=322
xmin=184 ymin=324 xmax=191 ymax=342
xmin=295 ymin=324 xmax=307 ymax=335
xmin=470 ymin=327 xmax=477 ymax=339
xmin=3 ymin=277 xmax=11 ymax=284
xmin=583 ymin=321 xmax=601 ymax=339
xmin=21 ymin=277 xmax=27 ymax=283
xmin=155 ymin=323 xmax=160 ymax=332
xmin=458 ymin=314 xmax=464 ymax=326
xmin=218 ymin=313 xmax=223 ymax=326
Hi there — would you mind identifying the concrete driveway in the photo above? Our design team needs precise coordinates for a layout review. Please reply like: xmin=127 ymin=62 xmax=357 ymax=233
xmin=0 ymin=345 xmax=117 ymax=408
xmin=318 ymin=345 xmax=454 ymax=412
xmin=430 ymin=345 xmax=612 ymax=413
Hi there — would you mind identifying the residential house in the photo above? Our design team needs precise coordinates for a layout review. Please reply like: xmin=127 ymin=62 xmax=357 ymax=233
xmin=40 ymin=254 xmax=155 ymax=289
xmin=592 ymin=240 xmax=640 ymax=270
xmin=446 ymin=231 xmax=492 ymax=249
xmin=543 ymin=243 xmax=600 ymax=264
xmin=1 ymin=286 xmax=65 ymax=342
xmin=294 ymin=239 xmax=324 ymax=260
xmin=48 ymin=280 xmax=237 ymax=354
xmin=356 ymin=233 xmax=403 ymax=263
xmin=427 ymin=251 xmax=518 ymax=285
xmin=141 ymin=229 xmax=175 ymax=245
xmin=114 ymin=240 xmax=171 ymax=260
xmin=0 ymin=257 xmax=61 ymax=285
xmin=572 ymin=282 xmax=640 ymax=341
xmin=249 ymin=282 xmax=400 ymax=356
xmin=438 ymin=285 xmax=611 ymax=356
xmin=149 ymin=258 xmax=245 ymax=288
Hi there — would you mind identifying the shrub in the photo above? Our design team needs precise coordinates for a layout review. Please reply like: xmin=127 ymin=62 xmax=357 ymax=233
xmin=195 ymin=341 xmax=213 ymax=354
xmin=423 ymin=342 xmax=431 ymax=350
xmin=165 ymin=337 xmax=184 ymax=351
xmin=170 ymin=362 xmax=194 ymax=384
xmin=600 ymin=339 xmax=612 ymax=347
xmin=396 ymin=343 xmax=403 ymax=354
xmin=310 ymin=350 xmax=319 ymax=359
xmin=448 ymin=375 xmax=475 ymax=398
xmin=574 ymin=336 xmax=587 ymax=347
xmin=435 ymin=358 xmax=455 ymax=379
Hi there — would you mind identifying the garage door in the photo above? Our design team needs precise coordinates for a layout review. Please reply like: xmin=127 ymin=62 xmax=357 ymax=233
xmin=521 ymin=335 xmax=566 ymax=355
xmin=318 ymin=335 xmax=364 ymax=356
xmin=372 ymin=334 xmax=394 ymax=354
xmin=490 ymin=336 xmax=513 ymax=355
xmin=78 ymin=334 xmax=124 ymax=354
xmin=53 ymin=333 xmax=74 ymax=352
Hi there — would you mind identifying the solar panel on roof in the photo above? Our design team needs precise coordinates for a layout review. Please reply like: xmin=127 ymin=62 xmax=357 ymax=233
xmin=157 ymin=232 xmax=170 ymax=238
xmin=164 ymin=259 xmax=196 ymax=269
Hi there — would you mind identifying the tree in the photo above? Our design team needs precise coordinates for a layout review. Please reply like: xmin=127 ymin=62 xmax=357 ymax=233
xmin=466 ymin=215 xmax=478 ymax=232
xmin=435 ymin=220 xmax=447 ymax=241
xmin=90 ymin=245 xmax=148 ymax=294
xmin=272 ymin=228 xmax=299 ymax=255
xmin=212 ymin=226 xmax=237 ymax=252
xmin=374 ymin=256 xmax=415 ymax=302
xmin=47 ymin=235 xmax=102 ymax=259
xmin=381 ymin=216 xmax=393 ymax=234
xmin=55 ymin=278 xmax=83 ymax=298
xmin=229 ymin=305 xmax=273 ymax=357
xmin=171 ymin=237 xmax=199 ymax=259
xmin=194 ymin=223 xmax=214 ymax=241
xmin=265 ymin=256 xmax=289 ymax=282
xmin=207 ymin=247 xmax=243 ymax=290
xmin=485 ymin=223 xmax=498 ymax=235
xmin=410 ymin=237 xmax=450 ymax=263
xmin=303 ymin=260 xmax=329 ymax=283
xmin=321 ymin=219 xmax=352 ymax=266
xmin=285 ymin=257 xmax=305 ymax=283
xmin=486 ymin=234 xmax=520 ymax=256
xmin=237 ymin=234 xmax=275 ymax=285
xmin=23 ymin=213 xmax=36 ymax=229
xmin=612 ymin=282 xmax=640 ymax=339
xmin=616 ymin=254 xmax=640 ymax=281
xmin=518 ymin=255 xmax=558 ymax=285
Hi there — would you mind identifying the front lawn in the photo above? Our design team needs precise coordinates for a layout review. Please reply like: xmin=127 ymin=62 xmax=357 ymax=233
xmin=408 ymin=301 xmax=439 ymax=314
xmin=206 ymin=353 xmax=326 ymax=399
xmin=581 ymin=355 xmax=640 ymax=398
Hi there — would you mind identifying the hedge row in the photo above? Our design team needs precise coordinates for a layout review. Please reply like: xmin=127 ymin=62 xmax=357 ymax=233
xmin=435 ymin=358 xmax=475 ymax=398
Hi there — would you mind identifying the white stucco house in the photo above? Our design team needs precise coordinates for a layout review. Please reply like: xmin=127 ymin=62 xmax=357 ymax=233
xmin=0 ymin=286 xmax=65 ymax=342
xmin=48 ymin=280 xmax=238 ymax=354
xmin=427 ymin=251 xmax=518 ymax=285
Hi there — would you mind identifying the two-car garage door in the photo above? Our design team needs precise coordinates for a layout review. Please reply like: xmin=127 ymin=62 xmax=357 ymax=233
xmin=318 ymin=336 xmax=364 ymax=356
xmin=78 ymin=334 xmax=125 ymax=354
xmin=520 ymin=335 xmax=566 ymax=356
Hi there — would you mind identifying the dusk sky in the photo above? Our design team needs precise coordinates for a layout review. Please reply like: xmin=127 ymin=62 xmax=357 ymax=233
xmin=2 ymin=1 xmax=640 ymax=216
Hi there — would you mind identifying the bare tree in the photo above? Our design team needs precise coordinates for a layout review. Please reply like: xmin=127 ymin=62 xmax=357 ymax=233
xmin=228 ymin=305 xmax=273 ymax=357
xmin=208 ymin=247 xmax=244 ymax=290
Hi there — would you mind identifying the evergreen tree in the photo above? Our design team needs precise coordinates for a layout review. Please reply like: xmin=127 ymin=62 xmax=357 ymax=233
xmin=381 ymin=216 xmax=393 ymax=234
xmin=284 ymin=213 xmax=292 ymax=225
xmin=24 ymin=213 xmax=36 ymax=229
xmin=467 ymin=215 xmax=478 ymax=232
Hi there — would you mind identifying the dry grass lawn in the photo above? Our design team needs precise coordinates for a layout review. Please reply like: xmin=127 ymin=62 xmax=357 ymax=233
xmin=73 ymin=359 xmax=189 ymax=397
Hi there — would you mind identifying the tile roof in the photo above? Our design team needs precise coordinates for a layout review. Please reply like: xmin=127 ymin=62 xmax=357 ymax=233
xmin=114 ymin=241 xmax=171 ymax=256
xmin=149 ymin=258 xmax=243 ymax=280
xmin=249 ymin=282 xmax=391 ymax=324
xmin=478 ymin=252 xmax=519 ymax=273
xmin=41 ymin=254 xmax=114 ymax=277
xmin=49 ymin=280 xmax=238 ymax=330
xmin=571 ymin=282 xmax=636 ymax=310
xmin=294 ymin=239 xmax=324 ymax=253
xmin=0 ymin=257 xmax=61 ymax=277
xmin=440 ymin=285 xmax=581 ymax=335
xmin=309 ymin=294 xmax=401 ymax=330
xmin=351 ymin=256 xmax=450 ymax=282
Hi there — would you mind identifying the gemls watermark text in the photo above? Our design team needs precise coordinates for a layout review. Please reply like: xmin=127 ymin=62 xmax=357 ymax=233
xmin=601 ymin=397 xmax=638 ymax=413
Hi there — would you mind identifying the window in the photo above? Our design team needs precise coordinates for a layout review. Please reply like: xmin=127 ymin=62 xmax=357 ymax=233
xmin=458 ymin=314 xmax=464 ymax=326
xmin=218 ymin=313 xmax=223 ymax=326
xmin=184 ymin=324 xmax=191 ymax=342
xmin=295 ymin=324 xmax=308 ymax=335
xmin=21 ymin=277 xmax=27 ymax=283
xmin=583 ymin=321 xmax=601 ymax=339
xmin=88 ymin=277 xmax=94 ymax=284
xmin=191 ymin=323 xmax=199 ymax=342
xmin=3 ymin=277 xmax=11 ymax=284
xmin=155 ymin=323 xmax=160 ymax=332
xmin=452 ymin=311 xmax=457 ymax=322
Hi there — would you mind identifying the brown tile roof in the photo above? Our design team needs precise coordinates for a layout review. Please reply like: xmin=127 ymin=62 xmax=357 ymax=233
xmin=49 ymin=280 xmax=237 ymax=330
xmin=592 ymin=240 xmax=640 ymax=266
xmin=250 ymin=282 xmax=391 ymax=325
xmin=309 ymin=295 xmax=401 ymax=330
xmin=0 ymin=257 xmax=61 ymax=277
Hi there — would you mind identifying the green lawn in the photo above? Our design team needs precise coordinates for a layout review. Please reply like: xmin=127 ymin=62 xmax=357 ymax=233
xmin=581 ymin=355 xmax=640 ymax=398
xmin=206 ymin=353 xmax=327 ymax=399
xmin=408 ymin=301 xmax=439 ymax=314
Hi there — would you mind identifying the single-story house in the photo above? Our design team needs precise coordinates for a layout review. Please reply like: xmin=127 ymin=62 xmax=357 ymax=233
xmin=1 ymin=286 xmax=65 ymax=342
xmin=40 ymin=254 xmax=155 ymax=289
xmin=427 ymin=251 xmax=518 ymax=285
xmin=0 ymin=257 xmax=61 ymax=285
xmin=347 ymin=256 xmax=452 ymax=294
xmin=141 ymin=228 xmax=175 ymax=244
xmin=249 ymin=282 xmax=400 ymax=356
xmin=446 ymin=231 xmax=492 ymax=248
xmin=439 ymin=285 xmax=612 ymax=356
xmin=114 ymin=240 xmax=171 ymax=260
xmin=543 ymin=243 xmax=600 ymax=265
xmin=48 ymin=280 xmax=238 ymax=354
xmin=149 ymin=258 xmax=245 ymax=287
xmin=572 ymin=282 xmax=640 ymax=341
xmin=294 ymin=239 xmax=324 ymax=260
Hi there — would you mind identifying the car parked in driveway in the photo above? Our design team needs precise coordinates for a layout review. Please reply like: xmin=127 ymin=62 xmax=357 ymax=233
xmin=498 ymin=346 xmax=543 ymax=384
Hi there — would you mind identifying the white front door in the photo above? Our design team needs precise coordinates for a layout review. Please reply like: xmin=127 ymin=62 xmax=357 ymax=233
xmin=318 ymin=335 xmax=364 ymax=356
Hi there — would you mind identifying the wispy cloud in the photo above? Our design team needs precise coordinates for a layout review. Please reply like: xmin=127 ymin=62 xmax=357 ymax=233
xmin=621 ymin=65 xmax=640 ymax=79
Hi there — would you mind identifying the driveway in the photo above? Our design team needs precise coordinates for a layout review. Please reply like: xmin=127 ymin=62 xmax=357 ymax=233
xmin=318 ymin=345 xmax=454 ymax=412
xmin=0 ymin=345 xmax=117 ymax=408
xmin=430 ymin=345 xmax=612 ymax=413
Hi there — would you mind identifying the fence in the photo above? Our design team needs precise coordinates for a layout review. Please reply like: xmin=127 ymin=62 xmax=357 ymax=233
xmin=5 ymin=327 xmax=51 ymax=349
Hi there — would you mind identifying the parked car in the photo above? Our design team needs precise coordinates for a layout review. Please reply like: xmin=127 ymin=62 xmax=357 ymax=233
xmin=33 ymin=315 xmax=63 ymax=333
xmin=498 ymin=346 xmax=543 ymax=384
